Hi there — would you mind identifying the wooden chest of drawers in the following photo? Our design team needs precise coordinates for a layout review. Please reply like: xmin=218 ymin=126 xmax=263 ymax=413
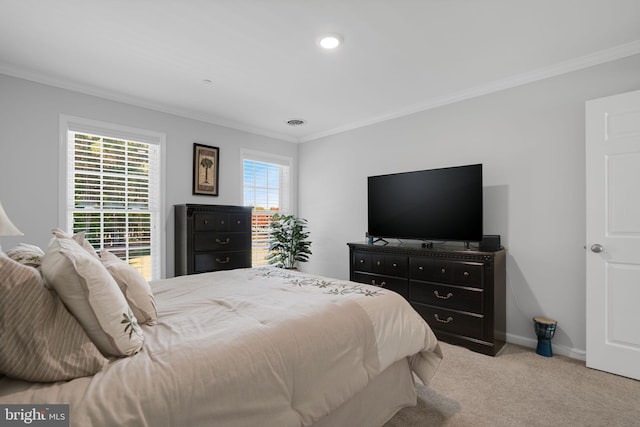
xmin=175 ymin=204 xmax=252 ymax=276
xmin=348 ymin=242 xmax=506 ymax=356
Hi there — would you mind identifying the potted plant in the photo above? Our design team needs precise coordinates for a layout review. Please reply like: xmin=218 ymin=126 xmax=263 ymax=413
xmin=266 ymin=213 xmax=312 ymax=269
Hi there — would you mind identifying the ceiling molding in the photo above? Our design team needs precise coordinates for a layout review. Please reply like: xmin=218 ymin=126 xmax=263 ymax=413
xmin=3 ymin=39 xmax=640 ymax=145
xmin=298 ymin=39 xmax=640 ymax=143
xmin=0 ymin=64 xmax=298 ymax=144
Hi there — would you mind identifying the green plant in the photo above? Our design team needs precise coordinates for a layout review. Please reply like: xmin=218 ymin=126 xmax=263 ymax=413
xmin=266 ymin=213 xmax=312 ymax=269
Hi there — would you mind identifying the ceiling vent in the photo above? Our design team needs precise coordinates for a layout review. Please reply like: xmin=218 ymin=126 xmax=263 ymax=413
xmin=286 ymin=119 xmax=306 ymax=126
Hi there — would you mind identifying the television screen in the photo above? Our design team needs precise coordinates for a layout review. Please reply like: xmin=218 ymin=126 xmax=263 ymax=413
xmin=367 ymin=164 xmax=483 ymax=242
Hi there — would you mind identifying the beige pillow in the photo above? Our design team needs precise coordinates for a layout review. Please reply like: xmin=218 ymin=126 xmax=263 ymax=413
xmin=51 ymin=228 xmax=99 ymax=258
xmin=5 ymin=243 xmax=45 ymax=267
xmin=41 ymin=233 xmax=144 ymax=357
xmin=100 ymin=250 xmax=158 ymax=325
xmin=0 ymin=253 xmax=108 ymax=382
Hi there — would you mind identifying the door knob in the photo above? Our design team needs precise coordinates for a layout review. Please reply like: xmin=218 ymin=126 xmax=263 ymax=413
xmin=590 ymin=244 xmax=604 ymax=253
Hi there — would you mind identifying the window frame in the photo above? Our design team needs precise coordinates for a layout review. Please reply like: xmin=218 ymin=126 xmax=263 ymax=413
xmin=58 ymin=114 xmax=167 ymax=279
xmin=241 ymin=149 xmax=295 ymax=266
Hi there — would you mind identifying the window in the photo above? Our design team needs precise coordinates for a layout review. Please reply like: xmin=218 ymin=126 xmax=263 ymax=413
xmin=242 ymin=151 xmax=292 ymax=266
xmin=60 ymin=116 xmax=165 ymax=280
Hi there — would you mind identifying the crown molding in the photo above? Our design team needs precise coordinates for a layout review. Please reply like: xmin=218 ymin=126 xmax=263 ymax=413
xmin=0 ymin=64 xmax=298 ymax=143
xmin=299 ymin=39 xmax=640 ymax=143
xmin=3 ymin=39 xmax=639 ymax=145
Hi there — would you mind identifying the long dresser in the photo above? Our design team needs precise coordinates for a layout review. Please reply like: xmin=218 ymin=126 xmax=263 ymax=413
xmin=175 ymin=204 xmax=252 ymax=276
xmin=348 ymin=241 xmax=506 ymax=356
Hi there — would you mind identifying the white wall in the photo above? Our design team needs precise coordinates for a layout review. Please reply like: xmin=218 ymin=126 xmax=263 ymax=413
xmin=0 ymin=74 xmax=298 ymax=277
xmin=298 ymin=54 xmax=640 ymax=357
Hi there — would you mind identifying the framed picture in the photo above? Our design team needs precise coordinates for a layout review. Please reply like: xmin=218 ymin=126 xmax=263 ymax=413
xmin=193 ymin=143 xmax=220 ymax=196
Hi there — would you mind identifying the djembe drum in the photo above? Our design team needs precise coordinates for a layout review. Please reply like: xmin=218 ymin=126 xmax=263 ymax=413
xmin=533 ymin=317 xmax=557 ymax=357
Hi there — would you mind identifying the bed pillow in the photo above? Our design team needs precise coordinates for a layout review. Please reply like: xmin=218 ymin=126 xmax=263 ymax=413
xmin=5 ymin=243 xmax=45 ymax=267
xmin=100 ymin=250 xmax=158 ymax=325
xmin=0 ymin=253 xmax=108 ymax=382
xmin=51 ymin=228 xmax=99 ymax=259
xmin=41 ymin=233 xmax=144 ymax=357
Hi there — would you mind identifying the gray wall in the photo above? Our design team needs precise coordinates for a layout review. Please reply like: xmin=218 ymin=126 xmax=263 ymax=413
xmin=0 ymin=74 xmax=298 ymax=278
xmin=297 ymin=54 xmax=640 ymax=357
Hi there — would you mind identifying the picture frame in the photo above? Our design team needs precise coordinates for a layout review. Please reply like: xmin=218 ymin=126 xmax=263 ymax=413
xmin=193 ymin=143 xmax=220 ymax=196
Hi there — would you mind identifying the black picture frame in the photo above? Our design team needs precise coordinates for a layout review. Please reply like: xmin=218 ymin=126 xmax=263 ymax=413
xmin=193 ymin=143 xmax=220 ymax=196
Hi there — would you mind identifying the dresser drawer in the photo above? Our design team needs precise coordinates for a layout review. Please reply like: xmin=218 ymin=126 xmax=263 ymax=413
xmin=352 ymin=252 xmax=372 ymax=272
xmin=411 ymin=257 xmax=484 ymax=288
xmin=411 ymin=303 xmax=485 ymax=340
xmin=410 ymin=282 xmax=483 ymax=313
xmin=228 ymin=214 xmax=251 ymax=232
xmin=193 ymin=232 xmax=250 ymax=251
xmin=452 ymin=262 xmax=484 ymax=288
xmin=371 ymin=254 xmax=408 ymax=277
xmin=193 ymin=212 xmax=229 ymax=231
xmin=353 ymin=272 xmax=408 ymax=299
xmin=193 ymin=251 xmax=251 ymax=273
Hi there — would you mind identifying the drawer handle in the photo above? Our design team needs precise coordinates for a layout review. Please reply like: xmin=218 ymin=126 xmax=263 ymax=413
xmin=220 ymin=220 xmax=225 ymax=225
xmin=216 ymin=238 xmax=230 ymax=245
xmin=371 ymin=280 xmax=386 ymax=287
xmin=203 ymin=220 xmax=208 ymax=224
xmin=359 ymin=259 xmax=365 ymax=263
xmin=376 ymin=260 xmax=381 ymax=266
xmin=216 ymin=257 xmax=230 ymax=264
xmin=392 ymin=263 xmax=397 ymax=267
xmin=440 ymin=268 xmax=446 ymax=274
xmin=237 ymin=220 xmax=241 ymax=224
xmin=434 ymin=291 xmax=454 ymax=300
xmin=418 ymin=266 xmax=424 ymax=271
xmin=463 ymin=271 xmax=470 ymax=277
xmin=434 ymin=314 xmax=453 ymax=324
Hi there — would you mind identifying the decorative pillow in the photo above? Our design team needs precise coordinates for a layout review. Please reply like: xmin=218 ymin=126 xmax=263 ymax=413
xmin=5 ymin=243 xmax=45 ymax=267
xmin=41 ymin=233 xmax=144 ymax=357
xmin=0 ymin=253 xmax=108 ymax=382
xmin=100 ymin=250 xmax=158 ymax=326
xmin=51 ymin=228 xmax=99 ymax=258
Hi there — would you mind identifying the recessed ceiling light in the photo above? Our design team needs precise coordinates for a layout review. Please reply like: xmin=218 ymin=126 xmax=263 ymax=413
xmin=318 ymin=34 xmax=343 ymax=49
xmin=286 ymin=119 xmax=306 ymax=126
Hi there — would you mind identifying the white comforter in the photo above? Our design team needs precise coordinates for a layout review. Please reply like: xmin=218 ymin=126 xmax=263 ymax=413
xmin=0 ymin=267 xmax=442 ymax=426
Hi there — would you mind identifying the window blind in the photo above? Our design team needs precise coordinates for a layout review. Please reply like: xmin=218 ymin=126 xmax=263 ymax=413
xmin=66 ymin=131 xmax=161 ymax=280
xmin=242 ymin=155 xmax=292 ymax=266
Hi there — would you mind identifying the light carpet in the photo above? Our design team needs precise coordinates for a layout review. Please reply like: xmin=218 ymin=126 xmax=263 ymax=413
xmin=385 ymin=342 xmax=640 ymax=426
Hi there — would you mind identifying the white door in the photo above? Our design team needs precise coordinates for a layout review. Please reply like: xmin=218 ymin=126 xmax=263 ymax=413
xmin=586 ymin=89 xmax=640 ymax=380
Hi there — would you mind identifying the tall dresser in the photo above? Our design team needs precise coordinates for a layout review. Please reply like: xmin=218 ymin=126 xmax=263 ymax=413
xmin=348 ymin=241 xmax=506 ymax=356
xmin=175 ymin=204 xmax=252 ymax=276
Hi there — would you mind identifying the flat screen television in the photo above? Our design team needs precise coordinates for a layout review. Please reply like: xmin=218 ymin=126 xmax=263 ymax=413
xmin=367 ymin=164 xmax=483 ymax=242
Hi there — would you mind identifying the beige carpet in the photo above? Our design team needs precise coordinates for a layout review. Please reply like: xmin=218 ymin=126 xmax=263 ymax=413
xmin=385 ymin=342 xmax=640 ymax=427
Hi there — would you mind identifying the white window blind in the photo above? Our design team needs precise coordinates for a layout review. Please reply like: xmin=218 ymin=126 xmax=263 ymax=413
xmin=63 ymin=120 xmax=162 ymax=280
xmin=242 ymin=152 xmax=292 ymax=266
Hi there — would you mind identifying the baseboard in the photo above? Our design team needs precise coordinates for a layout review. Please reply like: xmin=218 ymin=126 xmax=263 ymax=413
xmin=505 ymin=333 xmax=586 ymax=361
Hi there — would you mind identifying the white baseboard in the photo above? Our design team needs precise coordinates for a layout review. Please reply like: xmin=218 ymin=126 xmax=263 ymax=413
xmin=505 ymin=333 xmax=586 ymax=361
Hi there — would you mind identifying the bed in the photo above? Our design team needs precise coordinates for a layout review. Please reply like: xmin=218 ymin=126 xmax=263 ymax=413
xmin=0 ymin=263 xmax=442 ymax=426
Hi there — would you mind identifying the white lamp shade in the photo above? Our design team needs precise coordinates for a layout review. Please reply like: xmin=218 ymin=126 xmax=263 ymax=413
xmin=0 ymin=200 xmax=23 ymax=236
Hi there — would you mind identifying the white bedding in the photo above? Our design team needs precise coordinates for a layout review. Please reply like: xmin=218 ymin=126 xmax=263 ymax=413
xmin=0 ymin=267 xmax=442 ymax=426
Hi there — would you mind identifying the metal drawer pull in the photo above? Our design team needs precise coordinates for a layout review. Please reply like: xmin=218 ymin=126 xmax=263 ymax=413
xmin=216 ymin=257 xmax=230 ymax=264
xmin=463 ymin=271 xmax=470 ymax=277
xmin=220 ymin=220 xmax=225 ymax=224
xmin=376 ymin=260 xmax=381 ymax=266
xmin=203 ymin=220 xmax=208 ymax=224
xmin=434 ymin=314 xmax=453 ymax=324
xmin=359 ymin=259 xmax=365 ymax=263
xmin=392 ymin=263 xmax=397 ymax=267
xmin=434 ymin=291 xmax=453 ymax=300
xmin=441 ymin=268 xmax=446 ymax=274
xmin=418 ymin=266 xmax=424 ymax=270
xmin=216 ymin=238 xmax=230 ymax=245
xmin=371 ymin=280 xmax=386 ymax=287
